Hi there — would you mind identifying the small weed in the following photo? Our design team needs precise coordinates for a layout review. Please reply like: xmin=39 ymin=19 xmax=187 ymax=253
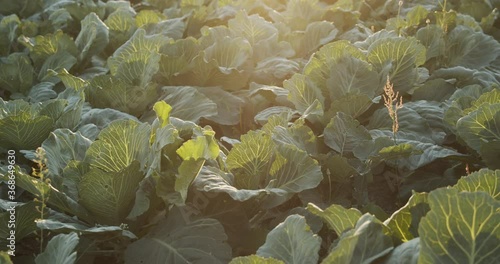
xmin=32 ymin=147 xmax=50 ymax=254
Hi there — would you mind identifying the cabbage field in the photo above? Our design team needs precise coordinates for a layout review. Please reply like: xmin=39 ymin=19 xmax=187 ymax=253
xmin=0 ymin=0 xmax=499 ymax=263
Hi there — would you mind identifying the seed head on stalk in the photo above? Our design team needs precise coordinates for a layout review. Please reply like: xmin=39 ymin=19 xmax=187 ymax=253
xmin=383 ymin=76 xmax=403 ymax=143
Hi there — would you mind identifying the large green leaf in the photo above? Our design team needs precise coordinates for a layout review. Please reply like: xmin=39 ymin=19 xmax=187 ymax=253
xmin=227 ymin=11 xmax=282 ymax=61
xmin=457 ymin=0 xmax=494 ymax=21
xmin=62 ymin=0 xmax=106 ymax=22
xmin=280 ymin=0 xmax=324 ymax=31
xmin=444 ymin=84 xmax=484 ymax=130
xmin=376 ymin=143 xmax=423 ymax=162
xmin=226 ymin=130 xmax=274 ymax=189
xmin=176 ymin=130 xmax=219 ymax=161
xmin=158 ymin=37 xmax=199 ymax=82
xmin=456 ymin=103 xmax=500 ymax=152
xmin=34 ymin=233 xmax=79 ymax=264
xmin=114 ymin=50 xmax=161 ymax=87
xmin=196 ymin=138 xmax=323 ymax=203
xmin=147 ymin=16 xmax=186 ymax=40
xmin=418 ymin=188 xmax=500 ymax=264
xmin=321 ymin=214 xmax=393 ymax=264
xmin=283 ymin=74 xmax=324 ymax=117
xmin=41 ymin=129 xmax=92 ymax=179
xmin=0 ymin=0 xmax=41 ymax=17
xmin=152 ymin=100 xmax=172 ymax=128
xmin=383 ymin=192 xmax=429 ymax=242
xmin=193 ymin=166 xmax=267 ymax=202
xmin=291 ymin=21 xmax=338 ymax=58
xmin=228 ymin=11 xmax=278 ymax=46
xmin=104 ymin=5 xmax=135 ymax=32
xmin=402 ymin=101 xmax=449 ymax=138
xmin=304 ymin=40 xmax=365 ymax=91
xmin=178 ymin=51 xmax=246 ymax=91
xmin=230 ymin=255 xmax=284 ymax=264
xmin=78 ymin=161 xmax=144 ymax=225
xmin=256 ymin=215 xmax=322 ymax=264
xmin=0 ymin=52 xmax=34 ymax=95
xmin=75 ymin=12 xmax=109 ymax=60
xmin=382 ymin=237 xmax=420 ymax=264
xmin=77 ymin=125 xmax=101 ymax=141
xmin=28 ymin=82 xmax=57 ymax=103
xmin=324 ymin=112 xmax=371 ymax=154
xmin=464 ymin=89 xmax=500 ymax=115
xmin=323 ymin=155 xmax=358 ymax=183
xmin=394 ymin=140 xmax=459 ymax=170
xmin=411 ymin=78 xmax=456 ymax=102
xmin=84 ymin=119 xmax=150 ymax=172
xmin=48 ymin=8 xmax=73 ymax=31
xmin=60 ymin=160 xmax=89 ymax=201
xmin=203 ymin=35 xmax=252 ymax=74
xmin=37 ymin=51 xmax=77 ymax=83
xmin=79 ymin=108 xmax=138 ymax=131
xmin=327 ymin=94 xmax=374 ymax=118
xmin=172 ymin=159 xmax=205 ymax=206
xmin=0 ymin=201 xmax=38 ymax=245
xmin=258 ymin=108 xmax=296 ymax=131
xmin=326 ymin=55 xmax=381 ymax=99
xmin=0 ymin=251 xmax=12 ymax=264
xmin=171 ymin=129 xmax=220 ymax=205
xmin=271 ymin=120 xmax=318 ymax=155
xmin=404 ymin=5 xmax=429 ymax=27
xmin=148 ymin=122 xmax=179 ymax=175
xmin=52 ymin=87 xmax=85 ymax=130
xmin=51 ymin=69 xmax=87 ymax=91
xmin=160 ymin=86 xmax=217 ymax=123
xmin=0 ymin=99 xmax=54 ymax=150
xmin=0 ymin=113 xmax=53 ymax=150
xmin=19 ymin=30 xmax=78 ymax=69
xmin=108 ymin=29 xmax=165 ymax=86
xmin=0 ymin=14 xmax=20 ymax=56
xmin=36 ymin=219 xmax=136 ymax=239
xmin=354 ymin=132 xmax=461 ymax=171
xmin=446 ymin=26 xmax=500 ymax=69
xmin=124 ymin=208 xmax=231 ymax=264
xmin=455 ymin=169 xmax=500 ymax=200
xmin=86 ymin=75 xmax=157 ymax=116
xmin=415 ymin=25 xmax=445 ymax=61
xmin=14 ymin=169 xmax=92 ymax=223
xmin=367 ymin=37 xmax=426 ymax=93
xmin=307 ymin=203 xmax=362 ymax=236
xmin=251 ymin=57 xmax=300 ymax=85
xmin=104 ymin=7 xmax=137 ymax=50
xmin=135 ymin=9 xmax=165 ymax=28
xmin=195 ymin=86 xmax=245 ymax=126
xmin=266 ymin=143 xmax=323 ymax=194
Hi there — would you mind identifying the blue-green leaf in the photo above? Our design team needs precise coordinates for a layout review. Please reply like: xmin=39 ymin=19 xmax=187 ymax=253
xmin=324 ymin=112 xmax=371 ymax=154
xmin=78 ymin=161 xmax=144 ymax=225
xmin=124 ymin=208 xmax=231 ymax=264
xmin=84 ymin=119 xmax=150 ymax=172
xmin=307 ymin=203 xmax=362 ymax=236
xmin=455 ymin=169 xmax=500 ymax=200
xmin=321 ymin=214 xmax=393 ymax=264
xmin=257 ymin=215 xmax=322 ymax=264
xmin=75 ymin=12 xmax=109 ymax=60
xmin=34 ymin=233 xmax=79 ymax=264
xmin=419 ymin=188 xmax=500 ymax=264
